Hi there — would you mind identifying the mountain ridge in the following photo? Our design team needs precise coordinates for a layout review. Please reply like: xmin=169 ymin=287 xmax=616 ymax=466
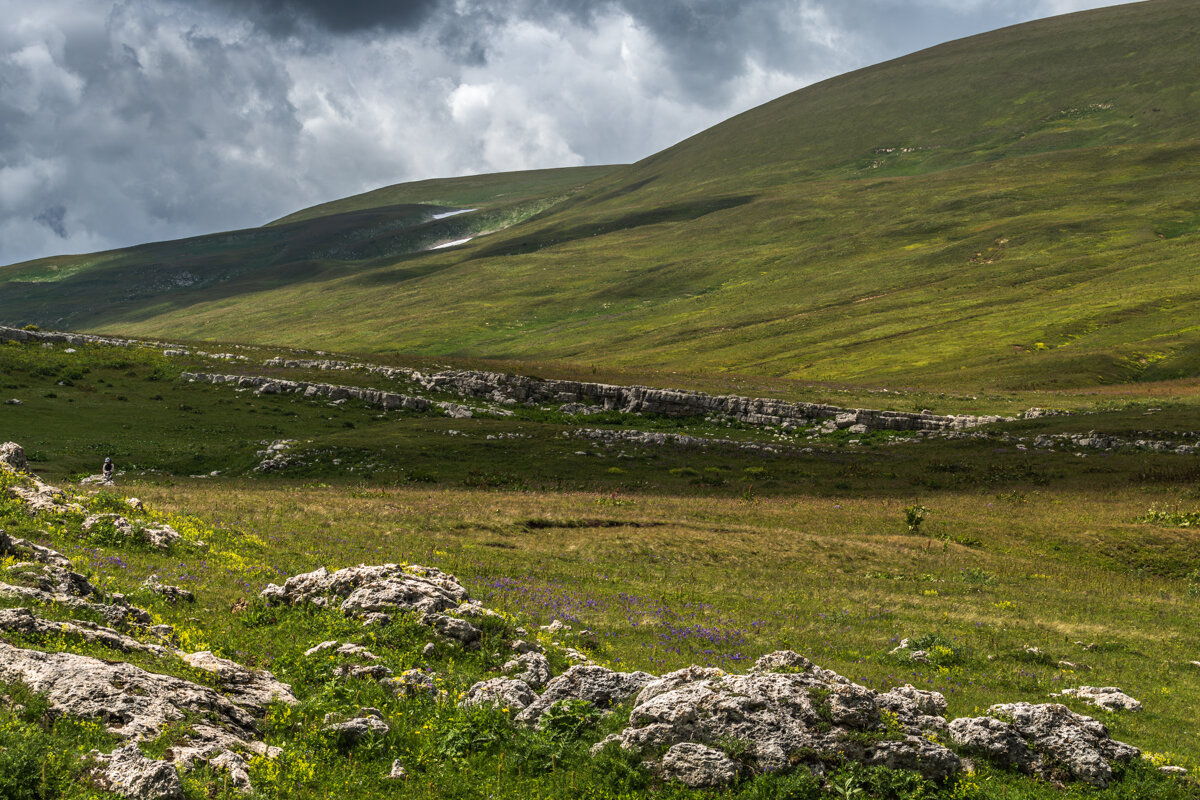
xmin=3 ymin=0 xmax=1198 ymax=390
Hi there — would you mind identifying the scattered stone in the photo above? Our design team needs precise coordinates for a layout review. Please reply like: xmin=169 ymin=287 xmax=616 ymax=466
xmin=658 ymin=742 xmax=740 ymax=788
xmin=141 ymin=574 xmax=195 ymax=603
xmin=322 ymin=715 xmax=390 ymax=744
xmin=1160 ymin=765 xmax=1189 ymax=777
xmin=0 ymin=572 xmax=151 ymax=630
xmin=517 ymin=665 xmax=653 ymax=725
xmin=92 ymin=744 xmax=184 ymax=800
xmin=387 ymin=759 xmax=408 ymax=779
xmin=949 ymin=702 xmax=1139 ymax=788
xmin=383 ymin=668 xmax=439 ymax=698
xmin=422 ymin=612 xmax=482 ymax=647
xmin=422 ymin=642 xmax=436 ymax=656
xmin=335 ymin=663 xmax=393 ymax=680
xmin=460 ymin=677 xmax=537 ymax=711
xmin=1052 ymin=686 xmax=1142 ymax=712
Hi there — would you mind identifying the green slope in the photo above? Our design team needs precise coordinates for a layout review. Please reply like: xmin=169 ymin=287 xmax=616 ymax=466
xmin=3 ymin=0 xmax=1199 ymax=390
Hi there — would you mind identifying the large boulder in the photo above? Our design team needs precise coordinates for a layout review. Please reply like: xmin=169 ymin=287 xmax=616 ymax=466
xmin=261 ymin=563 xmax=469 ymax=613
xmin=594 ymin=652 xmax=959 ymax=786
xmin=0 ymin=442 xmax=27 ymax=472
xmin=949 ymin=702 xmax=1139 ymax=788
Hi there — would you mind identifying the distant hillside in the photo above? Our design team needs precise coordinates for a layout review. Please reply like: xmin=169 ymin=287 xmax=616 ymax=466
xmin=3 ymin=0 xmax=1199 ymax=390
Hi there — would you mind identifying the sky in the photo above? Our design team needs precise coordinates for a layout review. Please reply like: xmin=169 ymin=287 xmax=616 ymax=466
xmin=0 ymin=0 xmax=1133 ymax=265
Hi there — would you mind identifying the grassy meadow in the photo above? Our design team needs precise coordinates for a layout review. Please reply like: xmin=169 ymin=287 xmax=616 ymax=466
xmin=3 ymin=337 xmax=1200 ymax=798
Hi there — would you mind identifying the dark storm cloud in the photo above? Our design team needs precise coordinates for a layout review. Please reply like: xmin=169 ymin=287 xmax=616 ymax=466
xmin=205 ymin=0 xmax=442 ymax=36
xmin=35 ymin=205 xmax=68 ymax=239
xmin=0 ymin=0 xmax=1128 ymax=266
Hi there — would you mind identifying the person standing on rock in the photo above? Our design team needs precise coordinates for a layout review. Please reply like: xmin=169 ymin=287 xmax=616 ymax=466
xmin=102 ymin=457 xmax=115 ymax=484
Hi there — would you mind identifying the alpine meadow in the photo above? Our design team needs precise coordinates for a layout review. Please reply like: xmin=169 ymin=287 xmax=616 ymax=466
xmin=1 ymin=2 xmax=1200 ymax=800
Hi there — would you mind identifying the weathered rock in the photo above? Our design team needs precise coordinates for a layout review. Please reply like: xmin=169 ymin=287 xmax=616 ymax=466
xmin=304 ymin=640 xmax=340 ymax=657
xmin=949 ymin=702 xmax=1139 ymax=788
xmin=0 ymin=576 xmax=151 ymax=629
xmin=387 ymin=759 xmax=408 ymax=779
xmin=341 ymin=575 xmax=467 ymax=616
xmin=516 ymin=665 xmax=654 ymax=725
xmin=0 ymin=642 xmax=260 ymax=763
xmin=82 ymin=514 xmax=181 ymax=550
xmin=0 ymin=607 xmax=169 ymax=656
xmin=658 ymin=742 xmax=740 ymax=788
xmin=334 ymin=663 xmax=393 ymax=680
xmin=598 ymin=653 xmax=959 ymax=782
xmin=503 ymin=652 xmax=552 ymax=689
xmin=422 ymin=612 xmax=482 ymax=646
xmin=209 ymin=750 xmax=253 ymax=794
xmin=8 ymin=476 xmax=84 ymax=515
xmin=751 ymin=649 xmax=849 ymax=684
xmin=1052 ymin=686 xmax=1142 ymax=712
xmin=93 ymin=744 xmax=184 ymax=800
xmin=882 ymin=684 xmax=949 ymax=717
xmin=261 ymin=563 xmax=468 ymax=612
xmin=323 ymin=715 xmax=390 ymax=744
xmin=0 ymin=442 xmax=27 ymax=472
xmin=303 ymin=640 xmax=378 ymax=660
xmin=6 ymin=561 xmax=94 ymax=597
xmin=382 ymin=668 xmax=439 ymax=698
xmin=182 ymin=651 xmax=297 ymax=710
xmin=0 ymin=531 xmax=73 ymax=568
xmin=460 ymin=677 xmax=537 ymax=711
xmin=83 ymin=513 xmax=136 ymax=538
xmin=140 ymin=522 xmax=182 ymax=549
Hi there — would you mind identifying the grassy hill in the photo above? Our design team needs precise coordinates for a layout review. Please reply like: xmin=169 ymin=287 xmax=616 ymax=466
xmin=3 ymin=0 xmax=1199 ymax=390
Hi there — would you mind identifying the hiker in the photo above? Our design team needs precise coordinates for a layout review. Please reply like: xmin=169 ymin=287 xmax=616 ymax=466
xmin=102 ymin=457 xmax=115 ymax=483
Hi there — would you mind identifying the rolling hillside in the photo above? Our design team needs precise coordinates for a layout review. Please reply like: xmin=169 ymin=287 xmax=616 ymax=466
xmin=3 ymin=0 xmax=1198 ymax=390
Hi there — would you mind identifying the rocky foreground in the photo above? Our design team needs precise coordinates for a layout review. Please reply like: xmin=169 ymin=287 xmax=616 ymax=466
xmin=0 ymin=441 xmax=1169 ymax=797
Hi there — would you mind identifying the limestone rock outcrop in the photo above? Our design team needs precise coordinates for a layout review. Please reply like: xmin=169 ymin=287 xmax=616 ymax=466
xmin=516 ymin=664 xmax=654 ymax=726
xmin=460 ymin=677 xmax=537 ymax=711
xmin=594 ymin=652 xmax=960 ymax=786
xmin=1051 ymin=686 xmax=1142 ymax=712
xmin=949 ymin=702 xmax=1139 ymax=788
xmin=92 ymin=744 xmax=184 ymax=800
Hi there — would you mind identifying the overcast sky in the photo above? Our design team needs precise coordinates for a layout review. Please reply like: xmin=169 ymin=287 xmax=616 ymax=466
xmin=0 ymin=0 xmax=1131 ymax=265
